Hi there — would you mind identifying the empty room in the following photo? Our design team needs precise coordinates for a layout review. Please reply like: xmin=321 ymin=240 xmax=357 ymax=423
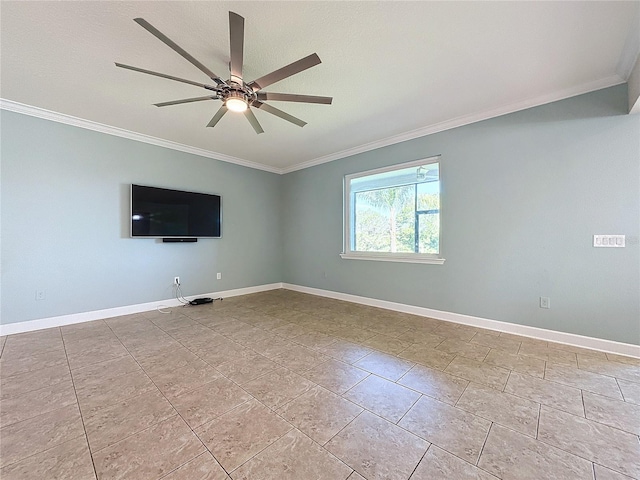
xmin=1 ymin=1 xmax=639 ymax=479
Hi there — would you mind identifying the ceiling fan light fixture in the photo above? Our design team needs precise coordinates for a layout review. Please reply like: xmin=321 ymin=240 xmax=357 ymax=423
xmin=225 ymin=95 xmax=248 ymax=113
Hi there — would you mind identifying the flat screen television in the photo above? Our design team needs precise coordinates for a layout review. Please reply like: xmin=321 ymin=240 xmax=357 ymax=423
xmin=131 ymin=184 xmax=221 ymax=238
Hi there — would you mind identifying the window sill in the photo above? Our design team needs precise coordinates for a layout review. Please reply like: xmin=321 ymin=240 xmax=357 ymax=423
xmin=339 ymin=252 xmax=446 ymax=265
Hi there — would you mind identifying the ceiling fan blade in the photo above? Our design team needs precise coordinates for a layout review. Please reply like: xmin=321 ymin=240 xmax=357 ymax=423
xmin=256 ymin=92 xmax=332 ymax=105
xmin=229 ymin=12 xmax=245 ymax=84
xmin=134 ymin=18 xmax=225 ymax=85
xmin=154 ymin=95 xmax=218 ymax=107
xmin=244 ymin=108 xmax=264 ymax=134
xmin=115 ymin=63 xmax=216 ymax=90
xmin=247 ymin=53 xmax=322 ymax=91
xmin=252 ymin=101 xmax=306 ymax=127
xmin=207 ymin=105 xmax=228 ymax=128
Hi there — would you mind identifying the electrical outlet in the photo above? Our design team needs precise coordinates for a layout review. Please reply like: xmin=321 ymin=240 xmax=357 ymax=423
xmin=174 ymin=277 xmax=180 ymax=286
xmin=540 ymin=297 xmax=550 ymax=309
xmin=216 ymin=273 xmax=221 ymax=280
xmin=35 ymin=290 xmax=45 ymax=301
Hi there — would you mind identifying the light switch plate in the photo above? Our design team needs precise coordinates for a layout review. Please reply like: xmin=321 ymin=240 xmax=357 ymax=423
xmin=593 ymin=235 xmax=625 ymax=247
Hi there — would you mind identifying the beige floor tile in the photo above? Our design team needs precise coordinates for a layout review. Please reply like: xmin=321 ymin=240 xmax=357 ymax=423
xmin=593 ymin=464 xmax=636 ymax=480
xmin=618 ymin=378 xmax=640 ymax=405
xmin=0 ymin=404 xmax=84 ymax=468
xmin=292 ymin=331 xmax=337 ymax=349
xmin=0 ymin=380 xmax=77 ymax=427
xmin=434 ymin=323 xmax=478 ymax=342
xmin=544 ymin=363 xmax=623 ymax=399
xmin=135 ymin=346 xmax=202 ymax=372
xmin=3 ymin=292 xmax=638 ymax=480
xmin=398 ymin=344 xmax=455 ymax=370
xmin=538 ymin=406 xmax=640 ymax=478
xmin=84 ymin=390 xmax=176 ymax=452
xmin=326 ymin=411 xmax=428 ymax=480
xmin=271 ymin=322 xmax=310 ymax=339
xmin=0 ymin=363 xmax=71 ymax=400
xmin=0 ymin=347 xmax=68 ymax=378
xmin=367 ymin=321 xmax=411 ymax=338
xmin=318 ymin=340 xmax=373 ymax=364
xmin=583 ymin=392 xmax=640 ymax=435
xmin=398 ymin=394 xmax=490 ymax=464
xmin=211 ymin=320 xmax=254 ymax=337
xmin=161 ymin=452 xmax=230 ymax=480
xmin=1 ymin=335 xmax=65 ymax=360
xmin=548 ymin=343 xmax=608 ymax=359
xmin=226 ymin=326 xmax=270 ymax=345
xmin=71 ymin=354 xmax=141 ymax=388
xmin=444 ymin=356 xmax=510 ymax=390
xmin=334 ymin=326 xmax=378 ymax=344
xmin=470 ymin=331 xmax=521 ymax=354
xmin=75 ymin=369 xmax=156 ymax=416
xmin=62 ymin=325 xmax=118 ymax=344
xmin=478 ymin=424 xmax=594 ymax=480
xmin=93 ymin=415 xmax=205 ymax=480
xmin=577 ymin=354 xmax=640 ymax=384
xmin=195 ymin=398 xmax=292 ymax=472
xmin=242 ymin=366 xmax=315 ymax=408
xmin=435 ymin=338 xmax=490 ymax=362
xmin=343 ymin=374 xmax=419 ymax=423
xmin=411 ymin=445 xmax=498 ymax=479
xmin=66 ymin=340 xmax=130 ymax=370
xmin=165 ymin=324 xmax=226 ymax=350
xmin=124 ymin=337 xmax=183 ymax=359
xmin=483 ymin=349 xmax=546 ymax=378
xmin=518 ymin=343 xmax=578 ymax=367
xmin=171 ymin=377 xmax=251 ymax=428
xmin=395 ymin=329 xmax=445 ymax=347
xmin=303 ymin=359 xmax=370 ymax=394
xmin=456 ymin=382 xmax=540 ymax=437
xmin=246 ymin=333 xmax=294 ymax=357
xmin=271 ymin=344 xmax=330 ymax=374
xmin=505 ymin=371 xmax=584 ymax=416
xmin=0 ymin=435 xmax=96 ymax=480
xmin=605 ymin=353 xmax=640 ymax=366
xmin=247 ymin=315 xmax=291 ymax=332
xmin=191 ymin=340 xmax=251 ymax=367
xmin=232 ymin=428 xmax=352 ymax=480
xmin=277 ymin=385 xmax=362 ymax=445
xmin=346 ymin=471 xmax=366 ymax=480
xmin=63 ymin=334 xmax=120 ymax=354
xmin=353 ymin=351 xmax=414 ymax=381
xmin=398 ymin=364 xmax=469 ymax=405
xmin=361 ymin=334 xmax=413 ymax=355
xmin=149 ymin=312 xmax=201 ymax=333
xmin=146 ymin=358 xmax=222 ymax=399
xmin=215 ymin=352 xmax=278 ymax=384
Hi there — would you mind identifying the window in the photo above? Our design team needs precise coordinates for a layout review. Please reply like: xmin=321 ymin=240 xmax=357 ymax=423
xmin=341 ymin=156 xmax=444 ymax=264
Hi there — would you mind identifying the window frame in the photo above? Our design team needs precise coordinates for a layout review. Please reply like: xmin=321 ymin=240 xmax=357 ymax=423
xmin=341 ymin=155 xmax=445 ymax=265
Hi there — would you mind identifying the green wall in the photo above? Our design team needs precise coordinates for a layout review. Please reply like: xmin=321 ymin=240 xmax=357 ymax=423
xmin=281 ymin=85 xmax=640 ymax=344
xmin=3 ymin=85 xmax=638 ymax=345
xmin=1 ymin=111 xmax=283 ymax=325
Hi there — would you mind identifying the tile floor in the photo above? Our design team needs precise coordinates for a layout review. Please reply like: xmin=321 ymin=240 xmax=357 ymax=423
xmin=1 ymin=289 xmax=639 ymax=479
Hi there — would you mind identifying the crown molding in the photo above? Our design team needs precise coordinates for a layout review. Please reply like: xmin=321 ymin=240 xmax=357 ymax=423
xmin=616 ymin=6 xmax=640 ymax=81
xmin=0 ymin=99 xmax=282 ymax=174
xmin=1 ymin=74 xmax=626 ymax=177
xmin=281 ymin=75 xmax=626 ymax=174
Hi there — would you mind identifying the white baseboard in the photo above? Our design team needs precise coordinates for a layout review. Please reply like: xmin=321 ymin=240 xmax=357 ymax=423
xmin=283 ymin=283 xmax=640 ymax=358
xmin=0 ymin=283 xmax=283 ymax=336
xmin=3 ymin=282 xmax=638 ymax=359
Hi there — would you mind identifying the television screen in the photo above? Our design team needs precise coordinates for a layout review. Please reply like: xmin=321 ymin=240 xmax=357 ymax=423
xmin=131 ymin=184 xmax=221 ymax=238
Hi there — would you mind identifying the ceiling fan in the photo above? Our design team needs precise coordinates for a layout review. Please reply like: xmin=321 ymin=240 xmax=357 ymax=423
xmin=115 ymin=12 xmax=332 ymax=134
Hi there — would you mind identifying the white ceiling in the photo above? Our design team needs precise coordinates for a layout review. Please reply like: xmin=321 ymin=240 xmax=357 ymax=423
xmin=1 ymin=1 xmax=638 ymax=173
